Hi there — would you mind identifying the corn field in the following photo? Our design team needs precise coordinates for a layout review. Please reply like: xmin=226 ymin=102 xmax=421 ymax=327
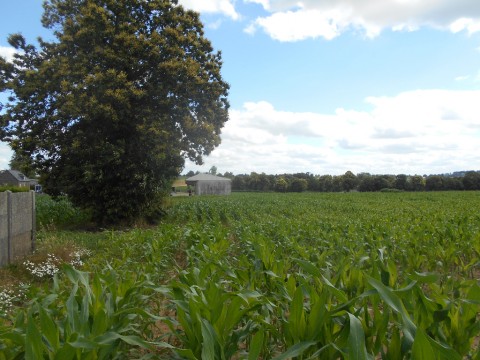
xmin=1 ymin=191 xmax=480 ymax=359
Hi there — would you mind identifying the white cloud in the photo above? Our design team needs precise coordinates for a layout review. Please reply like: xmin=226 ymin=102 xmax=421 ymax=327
xmin=0 ymin=143 xmax=12 ymax=170
xmin=245 ymin=0 xmax=480 ymax=41
xmin=0 ymin=46 xmax=17 ymax=62
xmin=246 ymin=8 xmax=348 ymax=41
xmin=455 ymin=75 xmax=470 ymax=81
xmin=185 ymin=89 xmax=480 ymax=175
xmin=178 ymin=0 xmax=239 ymax=20
xmin=450 ymin=17 xmax=480 ymax=34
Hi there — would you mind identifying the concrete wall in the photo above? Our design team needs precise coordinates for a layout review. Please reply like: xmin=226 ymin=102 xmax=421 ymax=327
xmin=195 ymin=181 xmax=231 ymax=195
xmin=0 ymin=192 xmax=8 ymax=266
xmin=0 ymin=191 xmax=35 ymax=267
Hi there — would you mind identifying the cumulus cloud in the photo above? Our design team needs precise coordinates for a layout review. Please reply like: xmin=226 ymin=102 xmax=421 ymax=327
xmin=178 ymin=0 xmax=239 ymax=20
xmin=0 ymin=143 xmax=12 ymax=170
xmin=185 ymin=89 xmax=480 ymax=175
xmin=244 ymin=0 xmax=480 ymax=41
xmin=0 ymin=46 xmax=17 ymax=62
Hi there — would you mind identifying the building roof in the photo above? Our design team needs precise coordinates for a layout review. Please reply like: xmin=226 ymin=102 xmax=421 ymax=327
xmin=10 ymin=170 xmax=30 ymax=181
xmin=186 ymin=173 xmax=231 ymax=183
xmin=1 ymin=169 xmax=31 ymax=182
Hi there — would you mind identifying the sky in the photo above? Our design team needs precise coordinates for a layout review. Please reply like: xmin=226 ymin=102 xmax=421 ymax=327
xmin=1 ymin=0 xmax=480 ymax=176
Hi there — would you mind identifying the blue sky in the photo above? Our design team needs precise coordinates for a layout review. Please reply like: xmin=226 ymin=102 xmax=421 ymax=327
xmin=1 ymin=0 xmax=480 ymax=175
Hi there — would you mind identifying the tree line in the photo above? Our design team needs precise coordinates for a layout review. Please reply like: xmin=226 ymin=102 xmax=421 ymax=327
xmin=185 ymin=170 xmax=480 ymax=193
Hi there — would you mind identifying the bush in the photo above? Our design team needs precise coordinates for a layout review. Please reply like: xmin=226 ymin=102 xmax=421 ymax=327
xmin=379 ymin=188 xmax=403 ymax=193
xmin=0 ymin=185 xmax=29 ymax=193
xmin=36 ymin=196 xmax=92 ymax=230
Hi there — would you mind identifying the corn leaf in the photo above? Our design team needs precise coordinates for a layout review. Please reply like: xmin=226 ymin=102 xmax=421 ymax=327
xmin=272 ymin=341 xmax=316 ymax=360
xmin=411 ymin=328 xmax=435 ymax=360
xmin=39 ymin=306 xmax=60 ymax=351
xmin=25 ymin=310 xmax=43 ymax=360
xmin=347 ymin=313 xmax=369 ymax=360
xmin=248 ymin=329 xmax=265 ymax=360
xmin=201 ymin=318 xmax=217 ymax=360
xmin=366 ymin=276 xmax=416 ymax=340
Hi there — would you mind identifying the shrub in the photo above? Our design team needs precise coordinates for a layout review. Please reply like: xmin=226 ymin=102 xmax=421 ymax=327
xmin=0 ymin=185 xmax=29 ymax=193
xmin=36 ymin=196 xmax=92 ymax=230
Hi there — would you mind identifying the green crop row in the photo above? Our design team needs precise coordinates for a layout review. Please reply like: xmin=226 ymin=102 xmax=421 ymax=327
xmin=1 ymin=191 xmax=479 ymax=359
xmin=161 ymin=192 xmax=480 ymax=359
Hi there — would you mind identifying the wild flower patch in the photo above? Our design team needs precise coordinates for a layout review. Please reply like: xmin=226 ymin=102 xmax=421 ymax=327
xmin=23 ymin=254 xmax=60 ymax=278
xmin=0 ymin=284 xmax=28 ymax=315
xmin=23 ymin=248 xmax=92 ymax=279
xmin=68 ymin=248 xmax=92 ymax=268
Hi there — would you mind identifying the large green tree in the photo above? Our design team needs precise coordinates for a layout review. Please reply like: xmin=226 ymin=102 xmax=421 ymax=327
xmin=0 ymin=0 xmax=229 ymax=224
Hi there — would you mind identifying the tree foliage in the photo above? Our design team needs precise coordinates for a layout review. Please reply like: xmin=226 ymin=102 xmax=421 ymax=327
xmin=9 ymin=151 xmax=36 ymax=179
xmin=226 ymin=171 xmax=478 ymax=193
xmin=0 ymin=0 xmax=229 ymax=224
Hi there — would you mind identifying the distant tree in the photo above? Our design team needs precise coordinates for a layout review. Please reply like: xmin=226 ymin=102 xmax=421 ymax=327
xmin=9 ymin=151 xmax=36 ymax=178
xmin=274 ymin=177 xmax=288 ymax=192
xmin=0 ymin=0 xmax=229 ymax=224
xmin=209 ymin=166 xmax=218 ymax=175
xmin=247 ymin=172 xmax=259 ymax=191
xmin=409 ymin=175 xmax=425 ymax=191
xmin=395 ymin=174 xmax=408 ymax=190
xmin=317 ymin=175 xmax=333 ymax=192
xmin=341 ymin=171 xmax=358 ymax=192
xmin=443 ymin=176 xmax=464 ymax=190
xmin=357 ymin=173 xmax=375 ymax=192
xmin=463 ymin=171 xmax=480 ymax=190
xmin=289 ymin=178 xmax=308 ymax=192
xmin=331 ymin=176 xmax=343 ymax=192
xmin=307 ymin=175 xmax=320 ymax=191
xmin=232 ymin=174 xmax=247 ymax=191
xmin=185 ymin=170 xmax=196 ymax=177
xmin=223 ymin=171 xmax=234 ymax=179
xmin=260 ymin=173 xmax=275 ymax=191
xmin=425 ymin=175 xmax=444 ymax=191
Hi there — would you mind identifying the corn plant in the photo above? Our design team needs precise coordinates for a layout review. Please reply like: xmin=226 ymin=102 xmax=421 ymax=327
xmin=0 ymin=265 xmax=159 ymax=359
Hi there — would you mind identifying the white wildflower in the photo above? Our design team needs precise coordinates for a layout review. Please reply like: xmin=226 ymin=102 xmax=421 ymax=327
xmin=0 ymin=285 xmax=27 ymax=313
xmin=23 ymin=254 xmax=60 ymax=278
xmin=69 ymin=248 xmax=92 ymax=268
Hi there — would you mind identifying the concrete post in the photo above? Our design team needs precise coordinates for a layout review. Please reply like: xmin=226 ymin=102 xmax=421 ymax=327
xmin=7 ymin=191 xmax=12 ymax=264
xmin=0 ymin=192 xmax=8 ymax=266
xmin=31 ymin=191 xmax=36 ymax=252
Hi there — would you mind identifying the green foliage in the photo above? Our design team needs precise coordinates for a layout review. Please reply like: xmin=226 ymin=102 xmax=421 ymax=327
xmin=0 ymin=265 xmax=160 ymax=359
xmin=229 ymin=171 xmax=479 ymax=192
xmin=0 ymin=0 xmax=229 ymax=225
xmin=288 ymin=178 xmax=308 ymax=192
xmin=8 ymin=151 xmax=36 ymax=179
xmin=0 ymin=185 xmax=29 ymax=193
xmin=274 ymin=177 xmax=288 ymax=192
xmin=463 ymin=171 xmax=480 ymax=190
xmin=36 ymin=196 xmax=92 ymax=230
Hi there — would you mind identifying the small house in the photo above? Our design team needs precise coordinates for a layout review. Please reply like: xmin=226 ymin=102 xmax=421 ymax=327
xmin=185 ymin=173 xmax=232 ymax=196
xmin=0 ymin=170 xmax=35 ymax=188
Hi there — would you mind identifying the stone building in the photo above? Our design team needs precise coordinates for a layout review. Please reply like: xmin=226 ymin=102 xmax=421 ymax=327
xmin=185 ymin=173 xmax=231 ymax=195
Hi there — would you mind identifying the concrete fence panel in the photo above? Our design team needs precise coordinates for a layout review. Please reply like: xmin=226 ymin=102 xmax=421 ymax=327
xmin=0 ymin=192 xmax=8 ymax=266
xmin=0 ymin=191 xmax=35 ymax=267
